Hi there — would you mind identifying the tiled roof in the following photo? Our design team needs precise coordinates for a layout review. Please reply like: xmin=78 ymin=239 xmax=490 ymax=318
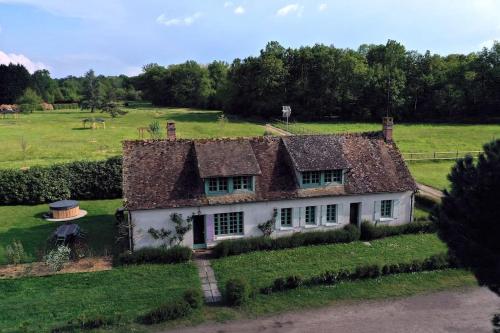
xmin=194 ymin=139 xmax=261 ymax=178
xmin=123 ymin=133 xmax=417 ymax=210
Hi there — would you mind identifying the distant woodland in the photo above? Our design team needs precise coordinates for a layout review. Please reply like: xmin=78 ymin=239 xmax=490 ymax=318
xmin=1 ymin=40 xmax=499 ymax=121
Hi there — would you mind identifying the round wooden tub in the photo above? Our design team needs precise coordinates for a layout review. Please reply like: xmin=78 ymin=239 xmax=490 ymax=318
xmin=49 ymin=200 xmax=80 ymax=219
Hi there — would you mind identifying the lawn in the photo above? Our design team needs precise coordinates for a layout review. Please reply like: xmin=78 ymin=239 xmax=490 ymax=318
xmin=211 ymin=233 xmax=447 ymax=291
xmin=0 ymin=199 xmax=120 ymax=264
xmin=0 ymin=108 xmax=265 ymax=169
xmin=408 ymin=160 xmax=455 ymax=190
xmin=0 ymin=263 xmax=200 ymax=332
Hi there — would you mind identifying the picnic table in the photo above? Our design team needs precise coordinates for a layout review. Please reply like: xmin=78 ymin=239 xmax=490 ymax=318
xmin=53 ymin=224 xmax=81 ymax=244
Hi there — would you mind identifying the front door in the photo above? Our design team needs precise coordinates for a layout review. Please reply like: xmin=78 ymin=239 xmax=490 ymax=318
xmin=192 ymin=215 xmax=206 ymax=249
xmin=349 ymin=203 xmax=360 ymax=226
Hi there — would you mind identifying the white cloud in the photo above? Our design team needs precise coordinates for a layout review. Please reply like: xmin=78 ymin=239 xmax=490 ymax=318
xmin=156 ymin=12 xmax=202 ymax=27
xmin=123 ymin=66 xmax=143 ymax=77
xmin=234 ymin=5 xmax=245 ymax=15
xmin=478 ymin=39 xmax=499 ymax=49
xmin=224 ymin=1 xmax=233 ymax=8
xmin=276 ymin=4 xmax=304 ymax=17
xmin=0 ymin=0 xmax=125 ymax=20
xmin=0 ymin=50 xmax=48 ymax=73
xmin=318 ymin=3 xmax=327 ymax=12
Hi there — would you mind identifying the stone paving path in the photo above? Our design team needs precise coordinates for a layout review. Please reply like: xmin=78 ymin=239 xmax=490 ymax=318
xmin=194 ymin=256 xmax=222 ymax=303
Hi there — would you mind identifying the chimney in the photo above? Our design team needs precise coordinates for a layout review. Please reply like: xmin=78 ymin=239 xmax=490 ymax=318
xmin=382 ymin=117 xmax=393 ymax=142
xmin=167 ymin=121 xmax=176 ymax=140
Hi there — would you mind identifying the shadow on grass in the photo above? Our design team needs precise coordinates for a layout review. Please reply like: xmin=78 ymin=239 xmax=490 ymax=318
xmin=0 ymin=214 xmax=117 ymax=264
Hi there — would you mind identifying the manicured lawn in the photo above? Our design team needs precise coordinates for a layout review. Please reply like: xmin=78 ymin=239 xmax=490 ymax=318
xmin=212 ymin=234 xmax=447 ymax=291
xmin=0 ymin=199 xmax=120 ymax=264
xmin=408 ymin=160 xmax=455 ymax=190
xmin=0 ymin=108 xmax=265 ymax=169
xmin=0 ymin=263 xmax=200 ymax=332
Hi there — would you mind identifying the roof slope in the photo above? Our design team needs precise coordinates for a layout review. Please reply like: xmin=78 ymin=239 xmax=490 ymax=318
xmin=194 ymin=139 xmax=261 ymax=178
xmin=123 ymin=133 xmax=417 ymax=210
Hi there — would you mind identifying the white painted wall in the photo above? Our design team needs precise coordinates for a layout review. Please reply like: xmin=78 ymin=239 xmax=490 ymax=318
xmin=130 ymin=191 xmax=414 ymax=249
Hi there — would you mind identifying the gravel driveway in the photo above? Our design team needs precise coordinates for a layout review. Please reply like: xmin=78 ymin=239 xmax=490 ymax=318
xmin=166 ymin=287 xmax=499 ymax=333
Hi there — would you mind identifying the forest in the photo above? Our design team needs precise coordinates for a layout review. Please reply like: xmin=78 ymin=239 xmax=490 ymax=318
xmin=1 ymin=40 xmax=498 ymax=121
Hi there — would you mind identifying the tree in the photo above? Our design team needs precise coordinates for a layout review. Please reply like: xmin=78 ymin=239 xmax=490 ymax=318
xmin=16 ymin=88 xmax=43 ymax=112
xmin=100 ymin=86 xmax=127 ymax=118
xmin=432 ymin=139 xmax=500 ymax=295
xmin=0 ymin=64 xmax=31 ymax=104
xmin=80 ymin=70 xmax=102 ymax=112
xmin=31 ymin=69 xmax=59 ymax=103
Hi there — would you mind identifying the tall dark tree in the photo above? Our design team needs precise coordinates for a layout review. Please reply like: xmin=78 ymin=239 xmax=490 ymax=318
xmin=80 ymin=69 xmax=102 ymax=112
xmin=0 ymin=64 xmax=31 ymax=104
xmin=432 ymin=140 xmax=500 ymax=295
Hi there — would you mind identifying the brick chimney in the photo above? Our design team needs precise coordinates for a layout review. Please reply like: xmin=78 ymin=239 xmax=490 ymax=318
xmin=166 ymin=121 xmax=176 ymax=140
xmin=382 ymin=117 xmax=393 ymax=142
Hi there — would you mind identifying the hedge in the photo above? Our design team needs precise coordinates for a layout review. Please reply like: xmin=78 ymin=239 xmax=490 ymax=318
xmin=51 ymin=316 xmax=116 ymax=332
xmin=53 ymin=103 xmax=79 ymax=110
xmin=136 ymin=301 xmax=192 ymax=325
xmin=0 ymin=156 xmax=122 ymax=205
xmin=225 ymin=278 xmax=250 ymax=306
xmin=115 ymin=246 xmax=192 ymax=266
xmin=260 ymin=252 xmax=456 ymax=295
xmin=213 ymin=224 xmax=360 ymax=258
xmin=360 ymin=220 xmax=436 ymax=241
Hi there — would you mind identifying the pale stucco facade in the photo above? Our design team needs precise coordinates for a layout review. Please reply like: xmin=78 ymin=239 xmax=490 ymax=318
xmin=130 ymin=190 xmax=415 ymax=249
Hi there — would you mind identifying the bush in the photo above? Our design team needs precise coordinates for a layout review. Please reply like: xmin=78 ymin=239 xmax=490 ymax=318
xmin=354 ymin=264 xmax=381 ymax=279
xmin=53 ymin=103 xmax=79 ymax=110
xmin=136 ymin=301 xmax=191 ymax=325
xmin=5 ymin=240 xmax=27 ymax=265
xmin=213 ymin=225 xmax=360 ymax=258
xmin=225 ymin=278 xmax=249 ymax=306
xmin=116 ymin=246 xmax=192 ymax=265
xmin=44 ymin=245 xmax=71 ymax=272
xmin=183 ymin=288 xmax=203 ymax=309
xmin=51 ymin=316 xmax=115 ymax=332
xmin=285 ymin=275 xmax=303 ymax=289
xmin=360 ymin=220 xmax=436 ymax=241
xmin=0 ymin=156 xmax=122 ymax=205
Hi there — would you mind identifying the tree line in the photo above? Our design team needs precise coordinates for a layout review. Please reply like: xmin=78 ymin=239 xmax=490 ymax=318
xmin=1 ymin=40 xmax=498 ymax=121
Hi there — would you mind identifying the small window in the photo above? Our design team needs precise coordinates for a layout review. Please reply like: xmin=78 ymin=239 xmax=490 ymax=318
xmin=305 ymin=206 xmax=316 ymax=225
xmin=381 ymin=200 xmax=393 ymax=218
xmin=280 ymin=208 xmax=292 ymax=227
xmin=324 ymin=170 xmax=343 ymax=184
xmin=303 ymin=171 xmax=321 ymax=185
xmin=207 ymin=177 xmax=228 ymax=193
xmin=215 ymin=212 xmax=244 ymax=236
xmin=233 ymin=176 xmax=252 ymax=191
xmin=326 ymin=204 xmax=337 ymax=223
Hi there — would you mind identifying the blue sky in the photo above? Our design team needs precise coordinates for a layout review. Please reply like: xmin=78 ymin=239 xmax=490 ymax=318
xmin=0 ymin=0 xmax=499 ymax=77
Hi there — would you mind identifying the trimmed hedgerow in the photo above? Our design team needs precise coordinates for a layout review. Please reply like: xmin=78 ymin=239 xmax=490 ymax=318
xmin=360 ymin=220 xmax=436 ymax=241
xmin=225 ymin=278 xmax=250 ymax=306
xmin=213 ymin=224 xmax=360 ymax=258
xmin=259 ymin=253 xmax=456 ymax=295
xmin=136 ymin=300 xmax=192 ymax=325
xmin=0 ymin=156 xmax=122 ymax=205
xmin=116 ymin=246 xmax=192 ymax=266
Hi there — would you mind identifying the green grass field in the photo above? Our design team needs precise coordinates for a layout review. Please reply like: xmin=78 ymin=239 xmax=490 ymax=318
xmin=0 ymin=108 xmax=265 ymax=169
xmin=408 ymin=160 xmax=456 ymax=190
xmin=212 ymin=233 xmax=446 ymax=291
xmin=0 ymin=263 xmax=200 ymax=332
xmin=0 ymin=199 xmax=120 ymax=264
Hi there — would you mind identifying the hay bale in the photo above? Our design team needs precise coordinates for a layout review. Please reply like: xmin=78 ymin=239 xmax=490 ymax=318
xmin=41 ymin=102 xmax=54 ymax=111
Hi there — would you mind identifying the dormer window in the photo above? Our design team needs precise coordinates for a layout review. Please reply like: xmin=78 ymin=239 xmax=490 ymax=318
xmin=301 ymin=170 xmax=344 ymax=188
xmin=205 ymin=176 xmax=254 ymax=195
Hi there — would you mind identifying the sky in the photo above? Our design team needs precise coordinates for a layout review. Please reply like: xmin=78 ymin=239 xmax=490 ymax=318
xmin=0 ymin=0 xmax=499 ymax=78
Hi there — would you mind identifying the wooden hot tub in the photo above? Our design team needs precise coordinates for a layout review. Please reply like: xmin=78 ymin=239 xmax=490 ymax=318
xmin=49 ymin=200 xmax=80 ymax=219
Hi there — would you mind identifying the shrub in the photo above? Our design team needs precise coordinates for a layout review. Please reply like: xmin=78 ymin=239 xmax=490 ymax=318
xmin=0 ymin=156 xmax=122 ymax=205
xmin=285 ymin=275 xmax=303 ymax=289
xmin=116 ymin=246 xmax=192 ymax=265
xmin=225 ymin=278 xmax=249 ymax=306
xmin=136 ymin=301 xmax=191 ymax=325
xmin=360 ymin=220 xmax=436 ymax=241
xmin=213 ymin=225 xmax=360 ymax=258
xmin=44 ymin=245 xmax=71 ymax=272
xmin=354 ymin=264 xmax=381 ymax=279
xmin=272 ymin=277 xmax=286 ymax=291
xmin=51 ymin=316 xmax=115 ymax=332
xmin=183 ymin=288 xmax=203 ymax=309
xmin=5 ymin=240 xmax=27 ymax=265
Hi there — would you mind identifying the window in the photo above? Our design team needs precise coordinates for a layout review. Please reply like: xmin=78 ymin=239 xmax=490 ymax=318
xmin=381 ymin=200 xmax=393 ymax=218
xmin=324 ymin=170 xmax=343 ymax=184
xmin=305 ymin=206 xmax=316 ymax=225
xmin=233 ymin=176 xmax=252 ymax=191
xmin=280 ymin=208 xmax=292 ymax=227
xmin=302 ymin=171 xmax=321 ymax=185
xmin=214 ymin=212 xmax=244 ymax=236
xmin=207 ymin=177 xmax=228 ymax=193
xmin=326 ymin=204 xmax=337 ymax=223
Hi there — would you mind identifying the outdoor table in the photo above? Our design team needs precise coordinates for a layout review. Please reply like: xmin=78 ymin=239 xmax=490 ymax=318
xmin=53 ymin=224 xmax=80 ymax=242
